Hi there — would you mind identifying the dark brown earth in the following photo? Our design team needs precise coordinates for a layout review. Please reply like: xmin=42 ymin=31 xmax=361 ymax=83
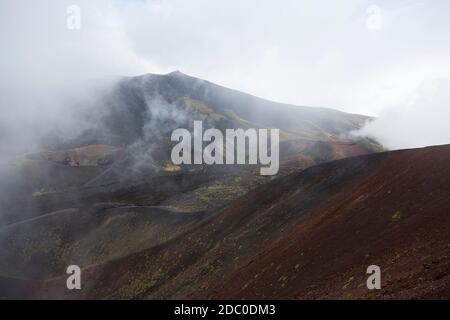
xmin=13 ymin=144 xmax=449 ymax=300
xmin=0 ymin=72 xmax=444 ymax=300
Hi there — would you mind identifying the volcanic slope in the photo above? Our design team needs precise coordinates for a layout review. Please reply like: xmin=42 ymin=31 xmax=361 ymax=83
xmin=29 ymin=144 xmax=450 ymax=299
xmin=0 ymin=71 xmax=376 ymax=227
xmin=0 ymin=71 xmax=378 ymax=281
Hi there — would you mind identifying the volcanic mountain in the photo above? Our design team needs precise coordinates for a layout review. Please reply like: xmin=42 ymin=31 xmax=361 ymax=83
xmin=0 ymin=71 xmax=377 ymax=226
xmin=0 ymin=71 xmax=399 ymax=299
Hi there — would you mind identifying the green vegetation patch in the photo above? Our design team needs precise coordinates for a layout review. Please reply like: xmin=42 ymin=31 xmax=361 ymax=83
xmin=391 ymin=210 xmax=402 ymax=222
xmin=179 ymin=97 xmax=225 ymax=121
xmin=359 ymin=136 xmax=385 ymax=153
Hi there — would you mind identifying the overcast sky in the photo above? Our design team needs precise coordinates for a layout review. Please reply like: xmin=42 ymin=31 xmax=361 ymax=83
xmin=1 ymin=0 xmax=449 ymax=149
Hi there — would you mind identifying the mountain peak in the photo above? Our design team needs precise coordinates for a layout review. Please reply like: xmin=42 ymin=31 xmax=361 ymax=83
xmin=167 ymin=70 xmax=185 ymax=76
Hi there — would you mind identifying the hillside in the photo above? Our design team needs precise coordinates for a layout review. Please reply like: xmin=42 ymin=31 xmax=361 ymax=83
xmin=6 ymin=144 xmax=448 ymax=299
xmin=0 ymin=71 xmax=375 ymax=228
xmin=0 ymin=72 xmax=386 ymax=299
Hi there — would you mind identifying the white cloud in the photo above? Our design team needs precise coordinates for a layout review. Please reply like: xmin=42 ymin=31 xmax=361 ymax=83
xmin=356 ymin=77 xmax=450 ymax=149
xmin=366 ymin=5 xmax=383 ymax=31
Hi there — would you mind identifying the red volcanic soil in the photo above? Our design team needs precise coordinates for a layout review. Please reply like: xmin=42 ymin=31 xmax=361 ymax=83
xmin=27 ymin=145 xmax=450 ymax=299
xmin=329 ymin=140 xmax=371 ymax=160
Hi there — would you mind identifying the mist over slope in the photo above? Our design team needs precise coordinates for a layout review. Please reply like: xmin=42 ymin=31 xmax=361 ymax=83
xmin=0 ymin=71 xmax=448 ymax=300
xmin=71 ymin=70 xmax=372 ymax=147
xmin=0 ymin=72 xmax=378 ymax=291
xmin=3 ymin=144 xmax=449 ymax=299
xmin=0 ymin=71 xmax=376 ymax=224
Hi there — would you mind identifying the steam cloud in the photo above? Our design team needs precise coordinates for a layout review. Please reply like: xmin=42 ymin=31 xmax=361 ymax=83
xmin=355 ymin=78 xmax=450 ymax=150
xmin=0 ymin=0 xmax=156 ymax=157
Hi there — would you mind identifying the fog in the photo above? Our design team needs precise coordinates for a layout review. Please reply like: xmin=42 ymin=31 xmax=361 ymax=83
xmin=355 ymin=77 xmax=450 ymax=150
xmin=0 ymin=0 xmax=155 ymax=157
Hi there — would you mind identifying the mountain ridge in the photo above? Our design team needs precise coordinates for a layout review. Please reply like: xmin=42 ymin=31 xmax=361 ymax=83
xmin=138 ymin=70 xmax=370 ymax=117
